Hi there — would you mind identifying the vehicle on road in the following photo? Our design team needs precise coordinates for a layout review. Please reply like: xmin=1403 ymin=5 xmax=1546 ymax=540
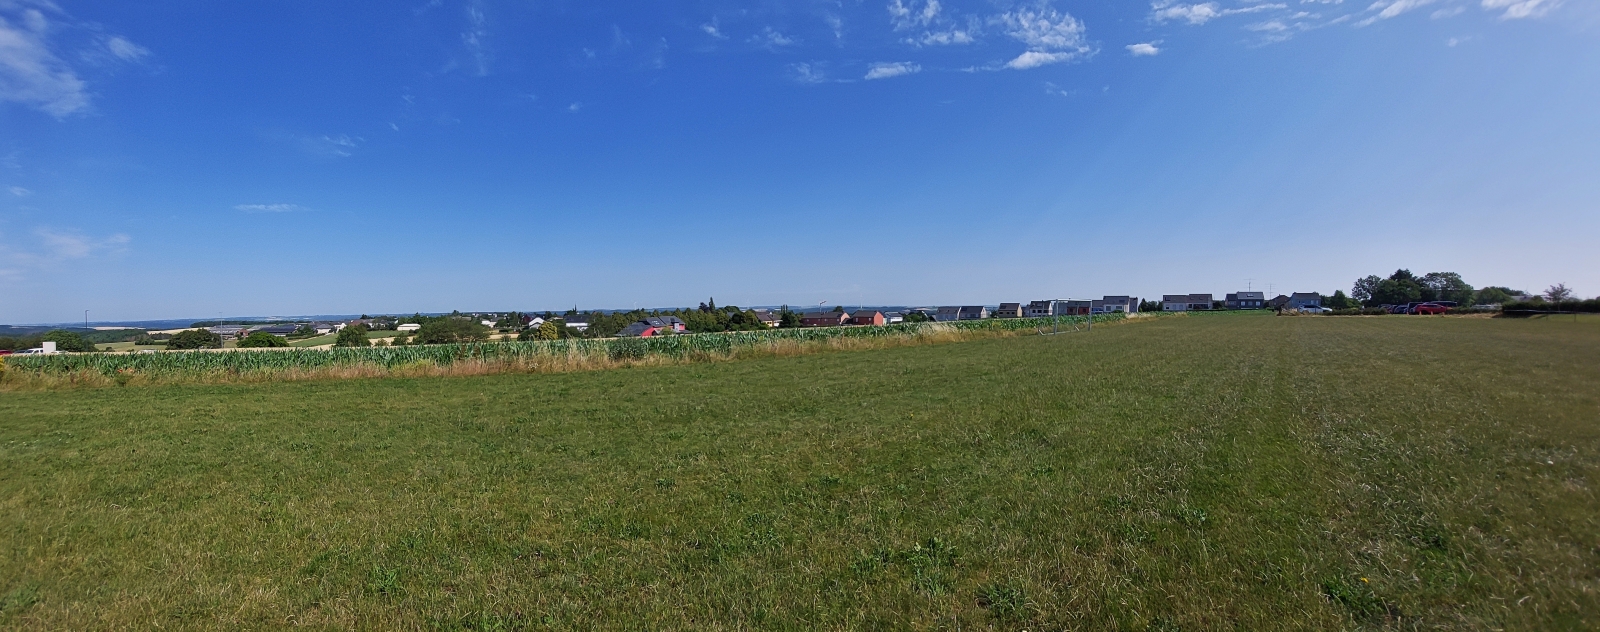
xmin=1415 ymin=303 xmax=1449 ymax=315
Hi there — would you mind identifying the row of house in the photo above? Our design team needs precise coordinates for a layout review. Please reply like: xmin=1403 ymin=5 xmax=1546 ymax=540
xmin=1163 ymin=291 xmax=1322 ymax=311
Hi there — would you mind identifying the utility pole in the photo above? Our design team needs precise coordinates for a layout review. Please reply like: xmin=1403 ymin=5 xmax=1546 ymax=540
xmin=85 ymin=310 xmax=89 ymax=330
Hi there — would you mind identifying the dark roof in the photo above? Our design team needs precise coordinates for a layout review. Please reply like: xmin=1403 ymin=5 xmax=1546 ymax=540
xmin=801 ymin=311 xmax=844 ymax=319
xmin=560 ymin=314 xmax=590 ymax=324
xmin=851 ymin=310 xmax=882 ymax=318
xmin=643 ymin=316 xmax=683 ymax=327
xmin=1289 ymin=292 xmax=1321 ymax=299
xmin=617 ymin=322 xmax=652 ymax=337
xmin=253 ymin=325 xmax=299 ymax=335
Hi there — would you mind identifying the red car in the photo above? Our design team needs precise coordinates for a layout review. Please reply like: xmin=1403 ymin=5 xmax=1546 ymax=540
xmin=1414 ymin=303 xmax=1448 ymax=315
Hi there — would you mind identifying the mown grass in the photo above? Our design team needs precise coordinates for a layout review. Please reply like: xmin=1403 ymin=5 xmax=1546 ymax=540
xmin=0 ymin=315 xmax=1596 ymax=630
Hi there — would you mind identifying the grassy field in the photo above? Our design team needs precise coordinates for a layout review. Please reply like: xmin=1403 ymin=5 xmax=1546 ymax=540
xmin=0 ymin=315 xmax=1596 ymax=630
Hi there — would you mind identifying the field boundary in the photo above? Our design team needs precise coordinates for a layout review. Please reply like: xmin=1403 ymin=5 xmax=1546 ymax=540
xmin=0 ymin=313 xmax=1155 ymax=389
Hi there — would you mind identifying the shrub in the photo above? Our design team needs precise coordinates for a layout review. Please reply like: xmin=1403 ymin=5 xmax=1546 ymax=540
xmin=415 ymin=319 xmax=489 ymax=344
xmin=334 ymin=324 xmax=371 ymax=347
xmin=165 ymin=329 xmax=223 ymax=350
xmin=41 ymin=330 xmax=95 ymax=352
xmin=237 ymin=331 xmax=289 ymax=348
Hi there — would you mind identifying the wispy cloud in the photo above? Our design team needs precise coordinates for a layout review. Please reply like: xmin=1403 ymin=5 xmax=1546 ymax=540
xmin=1152 ymin=2 xmax=1288 ymax=25
xmin=0 ymin=3 xmax=90 ymax=117
xmin=568 ymin=101 xmax=582 ymax=112
xmin=461 ymin=0 xmax=490 ymax=76
xmin=306 ymin=134 xmax=362 ymax=158
xmin=701 ymin=18 xmax=728 ymax=40
xmin=748 ymin=27 xmax=797 ymax=49
xmin=8 ymin=186 xmax=30 ymax=197
xmin=997 ymin=6 xmax=1090 ymax=70
xmin=888 ymin=0 xmax=943 ymax=31
xmin=1357 ymin=0 xmax=1439 ymax=25
xmin=234 ymin=203 xmax=306 ymax=213
xmin=864 ymin=61 xmax=921 ymax=80
xmin=1480 ymin=0 xmax=1561 ymax=19
xmin=0 ymin=228 xmax=130 ymax=281
xmin=1127 ymin=42 xmax=1162 ymax=56
xmin=790 ymin=62 xmax=829 ymax=84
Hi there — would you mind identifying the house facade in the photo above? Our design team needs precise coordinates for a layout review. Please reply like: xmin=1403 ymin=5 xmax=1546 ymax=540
xmin=1225 ymin=292 xmax=1266 ymax=309
xmin=1163 ymin=294 xmax=1214 ymax=311
xmin=958 ymin=306 xmax=988 ymax=320
xmin=934 ymin=306 xmax=962 ymax=322
xmin=1024 ymin=300 xmax=1054 ymax=318
xmin=850 ymin=310 xmax=885 ymax=326
xmin=1287 ymin=293 xmax=1323 ymax=309
xmin=1092 ymin=296 xmax=1139 ymax=314
xmin=800 ymin=311 xmax=849 ymax=327
xmin=994 ymin=303 xmax=1023 ymax=318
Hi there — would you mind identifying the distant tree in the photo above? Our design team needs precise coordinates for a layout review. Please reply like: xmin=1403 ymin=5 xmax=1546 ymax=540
xmin=1139 ymin=299 xmax=1163 ymax=312
xmin=334 ymin=324 xmax=371 ymax=347
xmin=1472 ymin=286 xmax=1518 ymax=305
xmin=519 ymin=321 xmax=559 ymax=341
xmin=832 ymin=305 xmax=845 ymax=313
xmin=167 ymin=329 xmax=223 ymax=350
xmin=415 ymin=319 xmax=490 ymax=344
xmin=1323 ymin=290 xmax=1357 ymax=309
xmin=1545 ymin=283 xmax=1573 ymax=303
xmin=902 ymin=311 xmax=932 ymax=323
xmin=237 ymin=331 xmax=289 ymax=348
xmin=1420 ymin=272 xmax=1473 ymax=304
xmin=779 ymin=309 xmax=801 ymax=328
xmin=41 ymin=330 xmax=94 ymax=352
xmin=1352 ymin=275 xmax=1383 ymax=305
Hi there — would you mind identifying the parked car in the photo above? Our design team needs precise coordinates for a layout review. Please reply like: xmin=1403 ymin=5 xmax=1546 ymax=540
xmin=1299 ymin=306 xmax=1332 ymax=314
xmin=1414 ymin=303 xmax=1448 ymax=315
xmin=12 ymin=348 xmax=53 ymax=355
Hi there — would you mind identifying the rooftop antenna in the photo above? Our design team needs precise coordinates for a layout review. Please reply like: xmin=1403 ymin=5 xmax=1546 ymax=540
xmin=1246 ymin=278 xmax=1254 ymax=292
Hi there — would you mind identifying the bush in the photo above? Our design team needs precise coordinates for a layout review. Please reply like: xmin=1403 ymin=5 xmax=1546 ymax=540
xmin=1503 ymin=299 xmax=1600 ymax=314
xmin=237 ymin=331 xmax=289 ymax=348
xmin=415 ymin=319 xmax=490 ymax=344
xmin=41 ymin=330 xmax=95 ymax=352
xmin=519 ymin=321 xmax=559 ymax=341
xmin=334 ymin=325 xmax=371 ymax=347
xmin=166 ymin=329 xmax=223 ymax=350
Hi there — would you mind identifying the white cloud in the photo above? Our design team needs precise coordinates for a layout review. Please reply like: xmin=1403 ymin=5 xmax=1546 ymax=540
xmin=1154 ymin=2 xmax=1223 ymax=24
xmin=35 ymin=229 xmax=128 ymax=260
xmin=8 ymin=186 xmax=29 ymax=196
xmin=0 ymin=5 xmax=90 ymax=117
xmin=1127 ymin=42 xmax=1162 ymax=55
xmin=888 ymin=0 xmax=942 ymax=30
xmin=1358 ymin=0 xmax=1439 ymax=25
xmin=996 ymin=6 xmax=1090 ymax=69
xmin=1005 ymin=50 xmax=1077 ymax=69
xmin=914 ymin=29 xmax=975 ymax=46
xmin=568 ymin=102 xmax=582 ymax=112
xmin=865 ymin=61 xmax=921 ymax=80
xmin=461 ymin=0 xmax=490 ymax=76
xmin=748 ymin=27 xmax=796 ymax=49
xmin=234 ymin=204 xmax=305 ymax=213
xmin=1481 ymin=0 xmax=1560 ymax=19
xmin=701 ymin=18 xmax=727 ymax=40
xmin=104 ymin=36 xmax=149 ymax=62
xmin=790 ymin=62 xmax=828 ymax=84
xmin=1431 ymin=6 xmax=1467 ymax=17
xmin=1447 ymin=35 xmax=1470 ymax=45
xmin=1152 ymin=2 xmax=1288 ymax=25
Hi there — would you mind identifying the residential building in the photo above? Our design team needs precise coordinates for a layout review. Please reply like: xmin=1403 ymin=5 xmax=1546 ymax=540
xmin=1225 ymin=292 xmax=1266 ymax=310
xmin=957 ymin=306 xmax=988 ymax=320
xmin=934 ymin=306 xmax=962 ymax=322
xmin=560 ymin=314 xmax=590 ymax=332
xmin=851 ymin=310 xmax=886 ymax=326
xmin=800 ymin=311 xmax=849 ymax=327
xmin=615 ymin=316 xmax=687 ymax=337
xmin=1025 ymin=300 xmax=1054 ymax=318
xmin=883 ymin=311 xmax=904 ymax=324
xmin=1093 ymin=296 xmax=1139 ymax=314
xmin=1287 ymin=293 xmax=1323 ymax=309
xmin=1267 ymin=295 xmax=1291 ymax=310
xmin=994 ymin=303 xmax=1023 ymax=318
xmin=753 ymin=310 xmax=781 ymax=328
xmin=1163 ymin=294 xmax=1214 ymax=311
xmin=1052 ymin=300 xmax=1092 ymax=316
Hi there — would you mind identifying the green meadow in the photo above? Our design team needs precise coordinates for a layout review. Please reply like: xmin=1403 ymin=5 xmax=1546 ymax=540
xmin=1 ymin=314 xmax=1596 ymax=630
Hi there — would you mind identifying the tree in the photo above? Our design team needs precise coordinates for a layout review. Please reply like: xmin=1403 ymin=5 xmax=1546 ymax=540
xmin=167 ymin=329 xmax=223 ymax=350
xmin=41 ymin=330 xmax=94 ymax=352
xmin=1139 ymin=299 xmax=1163 ymax=312
xmin=238 ymin=331 xmax=288 ymax=348
xmin=414 ymin=319 xmax=490 ymax=344
xmin=1545 ymin=283 xmax=1573 ymax=303
xmin=902 ymin=311 xmax=932 ymax=323
xmin=1352 ymin=275 xmax=1383 ymax=305
xmin=1473 ymin=286 xmax=1519 ymax=305
xmin=779 ymin=309 xmax=801 ymax=328
xmin=1324 ymin=290 xmax=1357 ymax=310
xmin=519 ymin=320 xmax=559 ymax=341
xmin=335 ymin=324 xmax=371 ymax=347
xmin=832 ymin=305 xmax=845 ymax=313
xmin=1419 ymin=272 xmax=1473 ymax=304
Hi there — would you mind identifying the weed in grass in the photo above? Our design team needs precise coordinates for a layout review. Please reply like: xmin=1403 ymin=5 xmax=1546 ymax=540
xmin=0 ymin=582 xmax=40 ymax=617
xmin=1322 ymin=577 xmax=1400 ymax=622
xmin=976 ymin=582 xmax=1030 ymax=620
xmin=368 ymin=565 xmax=402 ymax=598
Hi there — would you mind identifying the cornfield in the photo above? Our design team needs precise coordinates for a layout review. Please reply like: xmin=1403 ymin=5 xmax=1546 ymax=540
xmin=4 ymin=314 xmax=1122 ymax=376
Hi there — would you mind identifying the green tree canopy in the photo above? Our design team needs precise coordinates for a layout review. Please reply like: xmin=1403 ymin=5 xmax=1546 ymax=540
xmin=167 ymin=329 xmax=223 ymax=350
xmin=237 ymin=331 xmax=289 ymax=348
xmin=334 ymin=324 xmax=372 ymax=347
xmin=415 ymin=319 xmax=490 ymax=344
xmin=41 ymin=330 xmax=95 ymax=352
xmin=1472 ymin=286 xmax=1519 ymax=305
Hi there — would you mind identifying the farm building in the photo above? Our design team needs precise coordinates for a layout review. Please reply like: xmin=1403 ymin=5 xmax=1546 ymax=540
xmin=800 ymin=311 xmax=849 ymax=327
xmin=850 ymin=310 xmax=885 ymax=326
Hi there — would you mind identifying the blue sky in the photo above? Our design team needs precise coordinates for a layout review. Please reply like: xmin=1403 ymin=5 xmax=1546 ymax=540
xmin=2 ymin=0 xmax=1596 ymax=322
